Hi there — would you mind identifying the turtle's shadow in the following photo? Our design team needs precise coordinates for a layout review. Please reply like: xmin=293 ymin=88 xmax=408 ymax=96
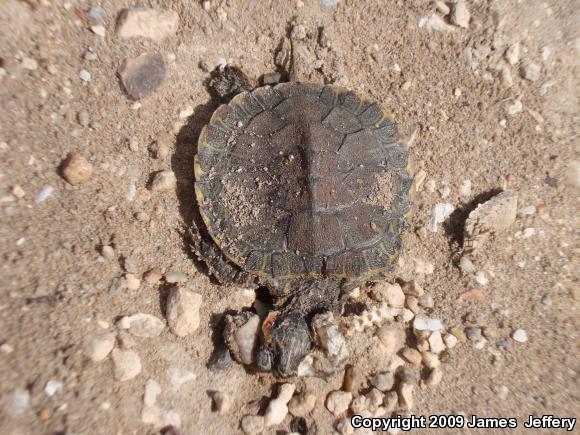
xmin=171 ymin=97 xmax=219 ymax=274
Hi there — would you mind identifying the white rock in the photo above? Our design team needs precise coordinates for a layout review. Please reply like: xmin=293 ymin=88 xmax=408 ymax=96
xmin=369 ymin=372 xmax=395 ymax=392
xmin=375 ymin=282 xmax=405 ymax=307
xmin=211 ymin=391 xmax=231 ymax=415
xmin=326 ymin=390 xmax=352 ymax=416
xmin=443 ymin=333 xmax=458 ymax=349
xmin=520 ymin=63 xmax=541 ymax=81
xmin=44 ymin=380 xmax=63 ymax=397
xmin=450 ymin=0 xmax=470 ymax=28
xmin=166 ymin=287 xmax=202 ymax=336
xmin=116 ymin=8 xmax=179 ymax=40
xmin=459 ymin=179 xmax=471 ymax=200
xmin=506 ymin=100 xmax=523 ymax=115
xmin=428 ymin=331 xmax=446 ymax=354
xmin=413 ymin=258 xmax=434 ymax=275
xmin=79 ymin=69 xmax=91 ymax=82
xmin=168 ymin=367 xmax=196 ymax=389
xmin=421 ymin=351 xmax=441 ymax=369
xmin=85 ymin=333 xmax=116 ymax=361
xmin=434 ymin=1 xmax=450 ymax=15
xmin=426 ymin=368 xmax=443 ymax=386
xmin=413 ymin=169 xmax=427 ymax=191
xmin=426 ymin=14 xmax=456 ymax=32
xmin=312 ymin=312 xmax=348 ymax=364
xmin=234 ymin=314 xmax=260 ymax=364
xmin=125 ymin=273 xmax=141 ymax=291
xmin=459 ymin=256 xmax=476 ymax=274
xmin=112 ymin=348 xmax=142 ymax=381
xmin=119 ymin=313 xmax=165 ymax=337
xmin=496 ymin=385 xmax=509 ymax=400
xmin=512 ymin=329 xmax=528 ymax=343
xmin=518 ymin=206 xmax=536 ymax=215
xmin=439 ymin=184 xmax=451 ymax=198
xmin=376 ymin=326 xmax=405 ymax=355
xmin=90 ymin=25 xmax=106 ymax=36
xmin=427 ymin=203 xmax=454 ymax=232
xmin=22 ymin=57 xmax=38 ymax=70
xmin=264 ymin=383 xmax=295 ymax=427
xmin=241 ymin=415 xmax=265 ymax=434
xmin=505 ymin=43 xmax=520 ymax=65
xmin=1 ymin=343 xmax=14 ymax=354
xmin=398 ymin=383 xmax=414 ymax=410
xmin=474 ymin=271 xmax=488 ymax=286
xmin=150 ymin=170 xmax=176 ymax=191
xmin=144 ymin=379 xmax=161 ymax=407
xmin=34 ymin=186 xmax=54 ymax=204
xmin=9 ymin=389 xmax=30 ymax=415
xmin=413 ymin=314 xmax=443 ymax=332
xmin=165 ymin=271 xmax=187 ymax=283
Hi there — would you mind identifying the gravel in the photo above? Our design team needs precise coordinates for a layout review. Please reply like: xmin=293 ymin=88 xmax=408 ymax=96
xmin=118 ymin=313 xmax=166 ymax=337
xmin=61 ymin=153 xmax=93 ymax=185
xmin=520 ymin=63 xmax=541 ymax=81
xmin=34 ymin=186 xmax=54 ymax=204
xmin=150 ymin=170 xmax=176 ymax=191
xmin=84 ymin=333 xmax=116 ymax=361
xmin=325 ymin=390 xmax=352 ymax=416
xmin=512 ymin=329 xmax=528 ymax=343
xmin=165 ymin=288 xmax=202 ymax=336
xmin=79 ymin=69 xmax=91 ymax=82
xmin=111 ymin=348 xmax=142 ymax=381
xmin=116 ymin=8 xmax=179 ymax=40
xmin=118 ymin=53 xmax=166 ymax=100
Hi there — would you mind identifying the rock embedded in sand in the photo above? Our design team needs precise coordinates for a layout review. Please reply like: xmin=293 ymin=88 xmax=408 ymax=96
xmin=428 ymin=331 xmax=446 ymax=354
xmin=61 ymin=153 xmax=93 ymax=185
xmin=426 ymin=367 xmax=443 ymax=386
xmin=505 ymin=43 xmax=520 ymax=65
xmin=325 ymin=390 xmax=352 ymax=416
xmin=241 ymin=415 xmax=265 ymax=435
xmin=427 ymin=203 xmax=454 ymax=233
xmin=165 ymin=271 xmax=187 ymax=283
xmin=116 ymin=8 xmax=179 ymax=40
xmin=413 ymin=314 xmax=443 ymax=332
xmin=111 ymin=348 xmax=141 ymax=381
xmin=450 ymin=0 xmax=470 ymax=28
xmin=312 ymin=312 xmax=348 ymax=365
xmin=85 ymin=333 xmax=116 ymax=361
xmin=165 ymin=287 xmax=202 ymax=337
xmin=118 ymin=53 xmax=166 ymax=100
xmin=150 ymin=170 xmax=176 ymax=191
xmin=369 ymin=371 xmax=395 ymax=392
xmin=125 ymin=273 xmax=141 ymax=291
xmin=374 ymin=282 xmax=405 ymax=307
xmin=118 ymin=313 xmax=165 ymax=337
xmin=512 ymin=329 xmax=528 ymax=343
xmin=168 ymin=367 xmax=196 ymax=390
xmin=401 ymin=347 xmax=422 ymax=365
xmin=506 ymin=99 xmax=523 ymax=115
xmin=264 ymin=383 xmax=295 ymax=427
xmin=376 ymin=325 xmax=405 ymax=355
xmin=398 ymin=382 xmax=414 ymax=410
xmin=288 ymin=391 xmax=316 ymax=417
xmin=211 ymin=391 xmax=231 ymax=415
xmin=520 ymin=63 xmax=541 ymax=81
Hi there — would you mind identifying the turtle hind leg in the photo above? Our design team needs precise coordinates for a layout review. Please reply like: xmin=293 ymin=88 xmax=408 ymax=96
xmin=188 ymin=223 xmax=254 ymax=286
xmin=208 ymin=65 xmax=256 ymax=102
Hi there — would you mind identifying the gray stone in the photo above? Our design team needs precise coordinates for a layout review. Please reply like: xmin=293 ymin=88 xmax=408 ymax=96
xmin=118 ymin=53 xmax=166 ymax=100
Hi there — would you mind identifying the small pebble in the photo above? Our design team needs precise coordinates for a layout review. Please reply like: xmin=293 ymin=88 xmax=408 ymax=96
xmin=518 ymin=205 xmax=536 ymax=215
xmin=369 ymin=372 xmax=395 ymax=392
xmin=34 ymin=186 xmax=54 ymax=204
xmin=428 ymin=331 xmax=446 ymax=354
xmin=44 ymin=380 xmax=63 ymax=397
xmin=118 ymin=313 xmax=165 ymax=337
xmin=84 ymin=333 xmax=116 ymax=362
xmin=288 ymin=391 xmax=316 ymax=416
xmin=496 ymin=385 xmax=509 ymax=400
xmin=1 ymin=343 xmax=14 ymax=354
xmin=241 ymin=415 xmax=264 ymax=435
xmin=118 ymin=53 xmax=166 ymax=100
xmin=443 ymin=333 xmax=458 ymax=349
xmin=61 ymin=153 xmax=93 ymax=185
xmin=22 ymin=57 xmax=38 ymax=70
xmin=10 ymin=389 xmax=30 ymax=416
xmin=512 ymin=329 xmax=528 ymax=343
xmin=165 ymin=271 xmax=187 ymax=283
xmin=116 ymin=7 xmax=179 ymax=40
xmin=376 ymin=326 xmax=405 ymax=355
xmin=413 ymin=314 xmax=443 ymax=332
xmin=150 ymin=170 xmax=177 ymax=191
xmin=474 ymin=271 xmax=488 ymax=286
xmin=101 ymin=245 xmax=115 ymax=260
xmin=325 ymin=390 xmax=352 ymax=416
xmin=111 ymin=348 xmax=142 ymax=381
xmin=166 ymin=287 xmax=202 ymax=336
xmin=79 ymin=69 xmax=91 ymax=82
xmin=84 ymin=50 xmax=98 ymax=61
xmin=12 ymin=185 xmax=26 ymax=198
xmin=426 ymin=368 xmax=443 ymax=386
xmin=264 ymin=383 xmax=295 ymax=427
xmin=125 ymin=273 xmax=141 ymax=291
xmin=144 ymin=268 xmax=163 ymax=284
xmin=520 ymin=63 xmax=541 ymax=81
xmin=90 ymin=25 xmax=107 ymax=36
xmin=466 ymin=327 xmax=482 ymax=342
xmin=450 ymin=0 xmax=470 ymax=28
xmin=149 ymin=139 xmax=170 ymax=159
xmin=77 ymin=110 xmax=90 ymax=126
xmin=168 ymin=367 xmax=196 ymax=390
xmin=128 ymin=136 xmax=139 ymax=152
xmin=505 ymin=43 xmax=520 ymax=65
xmin=506 ymin=99 xmax=523 ymax=115
xmin=401 ymin=347 xmax=422 ymax=365
xmin=211 ymin=391 xmax=231 ymax=414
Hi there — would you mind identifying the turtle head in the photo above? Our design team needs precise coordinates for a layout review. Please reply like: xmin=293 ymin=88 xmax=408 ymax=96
xmin=257 ymin=310 xmax=312 ymax=378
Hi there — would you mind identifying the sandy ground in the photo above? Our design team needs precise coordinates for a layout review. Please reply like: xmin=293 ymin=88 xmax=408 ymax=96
xmin=0 ymin=0 xmax=579 ymax=434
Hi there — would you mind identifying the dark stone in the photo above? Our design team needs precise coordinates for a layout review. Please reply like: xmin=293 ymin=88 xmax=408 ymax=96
xmin=118 ymin=53 xmax=166 ymax=100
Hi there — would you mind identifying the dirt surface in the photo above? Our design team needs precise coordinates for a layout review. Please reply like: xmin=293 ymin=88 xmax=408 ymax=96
xmin=0 ymin=1 xmax=578 ymax=434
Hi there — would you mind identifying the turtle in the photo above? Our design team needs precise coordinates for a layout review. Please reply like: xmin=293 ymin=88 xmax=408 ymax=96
xmin=192 ymin=66 xmax=414 ymax=377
